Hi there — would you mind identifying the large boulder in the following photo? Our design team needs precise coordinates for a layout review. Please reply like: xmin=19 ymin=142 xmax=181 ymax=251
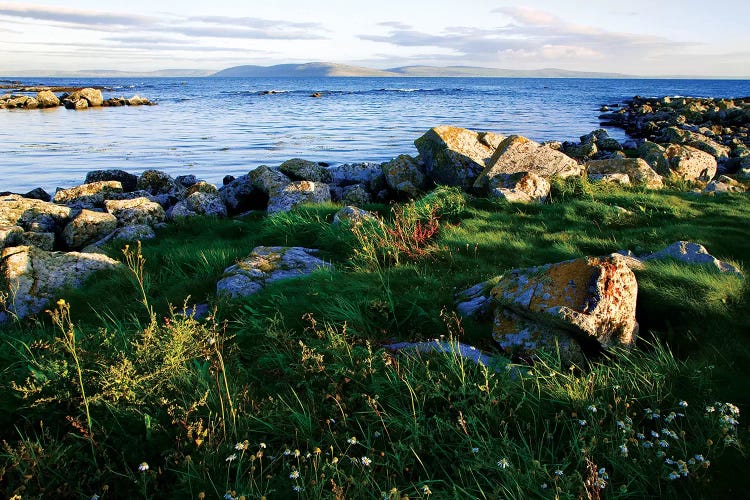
xmin=490 ymin=254 xmax=639 ymax=363
xmin=216 ymin=246 xmax=332 ymax=298
xmin=0 ymin=194 xmax=72 ymax=232
xmin=66 ymin=88 xmax=104 ymax=107
xmin=266 ymin=181 xmax=331 ymax=214
xmin=1 ymin=245 xmax=120 ymax=319
xmin=168 ymin=192 xmax=228 ymax=219
xmin=136 ymin=170 xmax=185 ymax=203
xmin=218 ymin=174 xmax=266 ymax=214
xmin=19 ymin=232 xmax=55 ymax=251
xmin=53 ymin=181 xmax=123 ymax=208
xmin=0 ymin=225 xmax=23 ymax=249
xmin=585 ymin=158 xmax=664 ymax=189
xmin=415 ymin=126 xmax=505 ymax=189
xmin=61 ymin=210 xmax=118 ymax=250
xmin=248 ymin=165 xmax=292 ymax=194
xmin=35 ymin=90 xmax=60 ymax=108
xmin=487 ymin=172 xmax=551 ymax=202
xmin=328 ymin=162 xmax=386 ymax=193
xmin=637 ymin=141 xmax=670 ymax=174
xmin=104 ymin=197 xmax=166 ymax=227
xmin=279 ymin=159 xmax=332 ymax=183
xmin=664 ymin=144 xmax=717 ymax=181
xmin=381 ymin=155 xmax=426 ymax=197
xmin=85 ymin=169 xmax=138 ymax=192
xmin=658 ymin=127 xmax=730 ymax=159
xmin=474 ymin=135 xmax=582 ymax=192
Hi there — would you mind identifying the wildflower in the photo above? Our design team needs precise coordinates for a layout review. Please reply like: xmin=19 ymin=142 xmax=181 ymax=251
xmin=619 ymin=444 xmax=629 ymax=457
xmin=598 ymin=468 xmax=609 ymax=480
xmin=721 ymin=415 xmax=739 ymax=426
xmin=650 ymin=430 xmax=660 ymax=438
xmin=347 ymin=436 xmax=358 ymax=445
xmin=294 ymin=449 xmax=301 ymax=457
xmin=705 ymin=406 xmax=715 ymax=413
xmin=659 ymin=440 xmax=670 ymax=448
xmin=636 ymin=433 xmax=645 ymax=440
xmin=656 ymin=451 xmax=666 ymax=458
xmin=587 ymin=405 xmax=597 ymax=413
xmin=497 ymin=458 xmax=510 ymax=469
xmin=289 ymin=470 xmax=300 ymax=479
xmin=668 ymin=472 xmax=680 ymax=480
xmin=665 ymin=458 xmax=676 ymax=465
xmin=471 ymin=447 xmax=480 ymax=454
xmin=374 ymin=431 xmax=382 ymax=438
xmin=694 ymin=454 xmax=705 ymax=462
xmin=292 ymin=485 xmax=303 ymax=492
xmin=284 ymin=449 xmax=292 ymax=456
xmin=226 ymin=453 xmax=237 ymax=462
xmin=679 ymin=400 xmax=688 ymax=408
xmin=91 ymin=496 xmax=100 ymax=500
xmin=554 ymin=469 xmax=564 ymax=477
xmin=235 ymin=441 xmax=248 ymax=451
xmin=259 ymin=442 xmax=267 ymax=449
xmin=313 ymin=447 xmax=322 ymax=455
xmin=224 ymin=494 xmax=235 ymax=500
xmin=138 ymin=462 xmax=149 ymax=472
xmin=361 ymin=456 xmax=372 ymax=466
xmin=578 ymin=419 xmax=587 ymax=426
xmin=642 ymin=441 xmax=653 ymax=448
xmin=540 ymin=483 xmax=548 ymax=490
xmin=665 ymin=412 xmax=677 ymax=423
xmin=422 ymin=485 xmax=432 ymax=495
xmin=616 ymin=420 xmax=626 ymax=430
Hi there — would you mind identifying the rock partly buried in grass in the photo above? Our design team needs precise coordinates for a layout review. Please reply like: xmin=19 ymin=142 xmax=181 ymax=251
xmin=104 ymin=197 xmax=166 ymax=227
xmin=81 ymin=224 xmax=156 ymax=253
xmin=664 ymin=144 xmax=718 ymax=181
xmin=415 ymin=126 xmax=505 ymax=189
xmin=381 ymin=154 xmax=427 ymax=197
xmin=0 ymin=245 xmax=120 ymax=320
xmin=585 ymin=158 xmax=664 ymax=189
xmin=490 ymin=254 xmax=639 ymax=364
xmin=332 ymin=206 xmax=376 ymax=226
xmin=168 ymin=191 xmax=228 ymax=219
xmin=216 ymin=246 xmax=332 ymax=298
xmin=454 ymin=280 xmax=496 ymax=320
xmin=61 ymin=209 xmax=118 ymax=250
xmin=487 ymin=171 xmax=551 ymax=202
xmin=474 ymin=135 xmax=582 ymax=192
xmin=53 ymin=181 xmax=123 ymax=208
xmin=642 ymin=241 xmax=743 ymax=276
xmin=703 ymin=176 xmax=746 ymax=194
xmin=339 ymin=184 xmax=372 ymax=205
xmin=266 ymin=181 xmax=331 ymax=214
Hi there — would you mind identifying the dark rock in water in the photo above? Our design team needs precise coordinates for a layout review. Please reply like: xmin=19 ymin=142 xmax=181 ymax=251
xmin=175 ymin=174 xmax=199 ymax=187
xmin=23 ymin=187 xmax=51 ymax=202
xmin=85 ymin=169 xmax=138 ymax=192
xmin=310 ymin=92 xmax=322 ymax=98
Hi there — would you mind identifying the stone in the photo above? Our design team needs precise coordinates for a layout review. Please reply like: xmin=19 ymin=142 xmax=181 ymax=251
xmin=81 ymin=224 xmax=156 ymax=253
xmin=185 ymin=181 xmax=218 ymax=196
xmin=61 ymin=209 xmax=118 ymax=250
xmin=381 ymin=154 xmax=426 ymax=197
xmin=454 ymin=280 xmax=495 ymax=319
xmin=492 ymin=309 xmax=585 ymax=364
xmin=585 ymin=158 xmax=663 ymax=189
xmin=19 ymin=232 xmax=55 ymax=251
xmin=136 ymin=170 xmax=185 ymax=199
xmin=0 ymin=225 xmax=23 ymax=249
xmin=415 ymin=126 xmax=504 ymax=189
xmin=23 ymin=188 xmax=52 ymax=202
xmin=218 ymin=174 xmax=266 ymax=214
xmin=24 ymin=98 xmax=39 ymax=110
xmin=67 ymin=88 xmax=103 ymax=107
xmin=637 ymin=141 xmax=670 ymax=174
xmin=53 ymin=181 xmax=123 ymax=208
xmin=328 ymin=162 xmax=386 ymax=192
xmin=487 ymin=171 xmax=551 ymax=202
xmin=248 ymin=165 xmax=292 ymax=194
xmin=216 ymin=246 xmax=332 ymax=298
xmin=104 ymin=197 xmax=166 ymax=226
xmin=168 ymin=192 xmax=228 ymax=219
xmin=332 ymin=206 xmax=376 ymax=226
xmin=588 ymin=173 xmax=631 ymax=185
xmin=1 ymin=245 xmax=120 ymax=319
xmin=35 ymin=90 xmax=60 ymax=108
xmin=474 ymin=135 xmax=582 ymax=192
xmin=85 ymin=169 xmax=138 ymax=192
xmin=703 ymin=175 xmax=746 ymax=194
xmin=659 ymin=126 xmax=730 ymax=159
xmin=340 ymin=184 xmax=372 ymax=205
xmin=279 ymin=158 xmax=332 ymax=183
xmin=175 ymin=175 xmax=199 ymax=188
xmin=490 ymin=254 xmax=639 ymax=361
xmin=643 ymin=241 xmax=742 ymax=276
xmin=0 ymin=194 xmax=72 ymax=232
xmin=664 ymin=144 xmax=717 ymax=181
xmin=267 ymin=181 xmax=331 ymax=214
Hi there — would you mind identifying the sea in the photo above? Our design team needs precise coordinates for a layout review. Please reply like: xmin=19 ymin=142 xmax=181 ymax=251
xmin=1 ymin=77 xmax=748 ymax=193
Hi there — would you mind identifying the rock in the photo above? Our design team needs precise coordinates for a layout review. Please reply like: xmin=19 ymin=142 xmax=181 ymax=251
xmin=168 ymin=192 xmax=227 ymax=219
xmin=414 ymin=126 xmax=504 ymax=189
xmin=218 ymin=174 xmax=266 ymax=214
xmin=455 ymin=280 xmax=495 ymax=319
xmin=24 ymin=98 xmax=39 ymax=110
xmin=488 ymin=172 xmax=551 ymax=202
xmin=636 ymin=141 xmax=670 ymax=174
xmin=381 ymin=154 xmax=426 ymax=197
xmin=703 ymin=175 xmax=746 ymax=194
xmin=126 ymin=95 xmax=152 ymax=106
xmin=340 ymin=184 xmax=372 ymax=205
xmin=1 ymin=245 xmax=120 ymax=319
xmin=53 ymin=181 xmax=123 ymax=208
xmin=61 ymin=209 xmax=118 ymax=250
xmin=493 ymin=309 xmax=585 ymax=364
xmin=175 ymin=175 xmax=199 ymax=188
xmin=0 ymin=225 xmax=23 ymax=249
xmin=328 ymin=162 xmax=386 ymax=192
xmin=588 ymin=173 xmax=631 ymax=185
xmin=248 ymin=165 xmax=292 ymax=194
xmin=136 ymin=170 xmax=185 ymax=199
xmin=490 ymin=254 xmax=639 ymax=362
xmin=474 ymin=135 xmax=582 ymax=192
xmin=223 ymin=175 xmax=235 ymax=185
xmin=35 ymin=90 xmax=60 ymax=108
xmin=85 ymin=169 xmax=138 ymax=192
xmin=267 ymin=181 xmax=331 ymax=214
xmin=185 ymin=181 xmax=218 ymax=196
xmin=332 ymin=206 xmax=376 ymax=226
xmin=67 ymin=88 xmax=103 ymax=107
xmin=279 ymin=159 xmax=332 ymax=183
xmin=64 ymin=98 xmax=88 ymax=110
xmin=104 ymin=197 xmax=166 ymax=227
xmin=643 ymin=241 xmax=742 ymax=276
xmin=659 ymin=126 xmax=730 ymax=159
xmin=23 ymin=188 xmax=52 ymax=202
xmin=562 ymin=141 xmax=598 ymax=161
xmin=585 ymin=158 xmax=663 ymax=189
xmin=216 ymin=246 xmax=332 ymax=298
xmin=19 ymin=232 xmax=55 ymax=251
xmin=664 ymin=144 xmax=717 ymax=181
xmin=0 ymin=194 xmax=72 ymax=232
xmin=81 ymin=224 xmax=156 ymax=253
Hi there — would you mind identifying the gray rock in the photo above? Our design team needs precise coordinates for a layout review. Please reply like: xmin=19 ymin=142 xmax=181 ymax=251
xmin=136 ymin=170 xmax=186 ymax=203
xmin=218 ymin=174 xmax=265 ymax=214
xmin=23 ymin=187 xmax=52 ymax=202
xmin=328 ymin=162 xmax=386 ymax=192
xmin=340 ymin=184 xmax=372 ymax=205
xmin=81 ymin=224 xmax=156 ymax=253
xmin=1 ymin=245 xmax=120 ymax=319
xmin=267 ymin=181 xmax=331 ymax=213
xmin=642 ymin=241 xmax=742 ymax=276
xmin=588 ymin=173 xmax=631 ymax=185
xmin=381 ymin=154 xmax=426 ymax=197
xmin=487 ymin=171 xmax=551 ymax=202
xmin=216 ymin=246 xmax=332 ymax=298
xmin=637 ymin=141 xmax=670 ymax=175
xmin=62 ymin=209 xmax=118 ymax=250
xmin=248 ymin=165 xmax=292 ymax=194
xmin=168 ymin=192 xmax=228 ymax=219
xmin=279 ymin=159 xmax=332 ymax=183
xmin=332 ymin=206 xmax=376 ymax=226
xmin=585 ymin=158 xmax=663 ymax=189
xmin=104 ymin=197 xmax=166 ymax=227
xmin=455 ymin=280 xmax=495 ymax=319
xmin=0 ymin=225 xmax=23 ymax=249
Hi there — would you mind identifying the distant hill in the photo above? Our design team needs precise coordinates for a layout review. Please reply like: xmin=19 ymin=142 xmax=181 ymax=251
xmin=212 ymin=62 xmax=630 ymax=78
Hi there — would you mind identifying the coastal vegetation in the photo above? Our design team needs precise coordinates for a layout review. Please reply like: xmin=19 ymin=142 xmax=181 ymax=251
xmin=1 ymin=177 xmax=748 ymax=498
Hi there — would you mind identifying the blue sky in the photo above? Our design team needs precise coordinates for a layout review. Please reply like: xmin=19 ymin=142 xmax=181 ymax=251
xmin=1 ymin=0 xmax=748 ymax=76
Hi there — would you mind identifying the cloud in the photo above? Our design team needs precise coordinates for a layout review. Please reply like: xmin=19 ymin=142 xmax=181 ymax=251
xmin=0 ymin=2 xmax=155 ymax=27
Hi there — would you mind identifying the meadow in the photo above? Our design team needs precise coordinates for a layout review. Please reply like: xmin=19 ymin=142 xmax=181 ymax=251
xmin=1 ymin=178 xmax=747 ymax=499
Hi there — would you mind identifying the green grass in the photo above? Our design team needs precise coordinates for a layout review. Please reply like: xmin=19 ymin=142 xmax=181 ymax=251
xmin=0 ymin=181 xmax=748 ymax=498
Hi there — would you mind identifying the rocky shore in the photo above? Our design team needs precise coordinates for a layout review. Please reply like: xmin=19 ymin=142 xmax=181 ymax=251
xmin=1 ymin=95 xmax=748 ymax=362
xmin=0 ymin=86 xmax=155 ymax=110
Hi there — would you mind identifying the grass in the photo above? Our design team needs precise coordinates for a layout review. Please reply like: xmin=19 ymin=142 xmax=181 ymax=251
xmin=0 ymin=181 xmax=748 ymax=498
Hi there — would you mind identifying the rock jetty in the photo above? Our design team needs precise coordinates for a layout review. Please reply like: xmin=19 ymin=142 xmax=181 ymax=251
xmin=0 ymin=85 xmax=155 ymax=110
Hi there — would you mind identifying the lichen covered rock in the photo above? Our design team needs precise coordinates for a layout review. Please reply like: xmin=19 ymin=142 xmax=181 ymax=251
xmin=168 ymin=192 xmax=228 ymax=219
xmin=279 ymin=159 xmax=332 ymax=183
xmin=53 ymin=181 xmax=123 ymax=208
xmin=0 ymin=194 xmax=72 ymax=232
xmin=487 ymin=171 xmax=551 ymax=202
xmin=62 ymin=209 xmax=118 ymax=250
xmin=381 ymin=154 xmax=426 ymax=197
xmin=104 ymin=197 xmax=166 ymax=227
xmin=585 ymin=158 xmax=663 ymax=189
xmin=266 ymin=181 xmax=331 ymax=213
xmin=664 ymin=144 xmax=717 ymax=181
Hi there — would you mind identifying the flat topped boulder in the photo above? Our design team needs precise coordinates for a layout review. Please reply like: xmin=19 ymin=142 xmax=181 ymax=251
xmin=474 ymin=135 xmax=582 ymax=192
xmin=0 ymin=194 xmax=72 ymax=232
xmin=104 ymin=197 xmax=166 ymax=227
xmin=664 ymin=144 xmax=717 ymax=181
xmin=216 ymin=246 xmax=332 ymax=298
xmin=1 ymin=245 xmax=120 ymax=320
xmin=415 ymin=126 xmax=505 ymax=189
xmin=490 ymin=254 xmax=639 ymax=362
xmin=279 ymin=159 xmax=332 ymax=183
xmin=53 ymin=181 xmax=123 ymax=208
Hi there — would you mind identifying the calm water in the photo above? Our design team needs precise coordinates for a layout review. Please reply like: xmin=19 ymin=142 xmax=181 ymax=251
xmin=1 ymin=77 xmax=748 ymax=193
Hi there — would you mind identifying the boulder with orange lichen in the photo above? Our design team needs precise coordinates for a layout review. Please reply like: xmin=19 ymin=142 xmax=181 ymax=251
xmin=490 ymin=254 xmax=639 ymax=363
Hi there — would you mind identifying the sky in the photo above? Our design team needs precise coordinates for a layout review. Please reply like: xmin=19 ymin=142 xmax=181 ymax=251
xmin=0 ymin=0 xmax=748 ymax=76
